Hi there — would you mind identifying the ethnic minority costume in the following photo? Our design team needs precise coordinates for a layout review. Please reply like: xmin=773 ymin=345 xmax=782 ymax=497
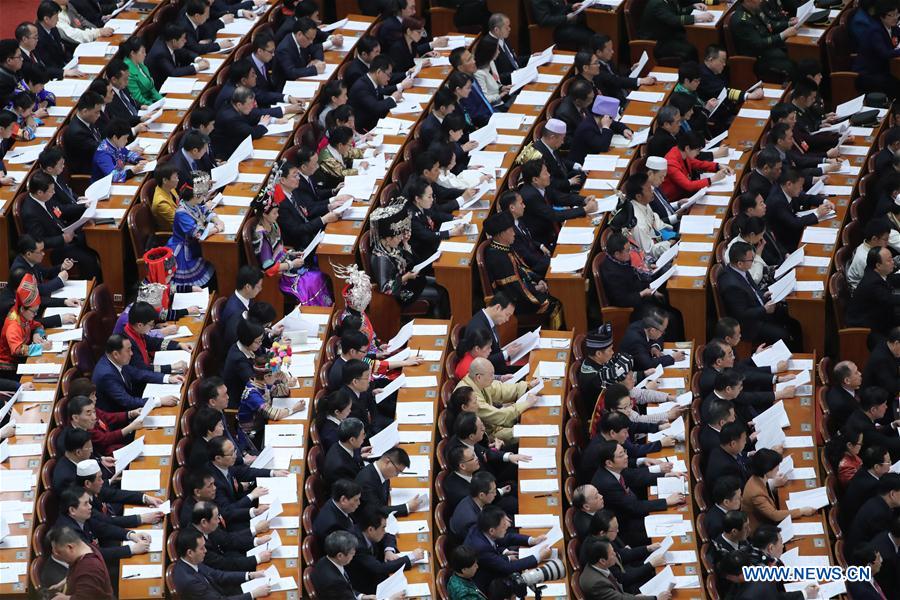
xmin=252 ymin=163 xmax=333 ymax=307
xmin=10 ymin=80 xmax=56 ymax=110
xmin=334 ymin=263 xmax=400 ymax=380
xmin=90 ymin=139 xmax=142 ymax=183
xmin=166 ymin=175 xmax=215 ymax=288
xmin=482 ymin=211 xmax=563 ymax=329
xmin=238 ymin=354 xmax=292 ymax=447
xmin=369 ymin=200 xmax=449 ymax=317
xmin=0 ymin=275 xmax=44 ymax=375
xmin=113 ymin=247 xmax=193 ymax=334
xmin=316 ymin=145 xmax=361 ymax=189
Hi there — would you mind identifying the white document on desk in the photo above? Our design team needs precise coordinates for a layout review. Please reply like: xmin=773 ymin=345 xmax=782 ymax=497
xmin=518 ymin=524 xmax=563 ymax=561
xmin=786 ymin=486 xmax=829 ymax=510
xmin=120 ymin=469 xmax=160 ymax=491
xmin=752 ymin=339 xmax=791 ymax=368
xmin=517 ymin=447 xmax=557 ymax=469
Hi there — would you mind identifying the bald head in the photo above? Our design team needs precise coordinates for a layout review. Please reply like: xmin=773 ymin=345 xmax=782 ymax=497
xmin=833 ymin=360 xmax=861 ymax=390
xmin=469 ymin=357 xmax=494 ymax=387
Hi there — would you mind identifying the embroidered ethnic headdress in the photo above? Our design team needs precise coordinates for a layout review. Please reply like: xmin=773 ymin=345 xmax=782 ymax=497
xmin=369 ymin=198 xmax=411 ymax=243
xmin=250 ymin=160 xmax=287 ymax=216
xmin=139 ymin=247 xmax=176 ymax=313
xmin=333 ymin=263 xmax=372 ymax=312
xmin=15 ymin=273 xmax=40 ymax=311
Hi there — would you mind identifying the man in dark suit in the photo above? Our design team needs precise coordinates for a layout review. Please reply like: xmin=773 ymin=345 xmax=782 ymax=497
xmin=312 ymin=480 xmax=361 ymax=545
xmin=840 ymin=445 xmax=889 ymax=529
xmin=207 ymin=436 xmax=281 ymax=527
xmin=619 ymin=311 xmax=683 ymax=373
xmin=323 ymin=418 xmax=367 ymax=487
xmin=342 ymin=35 xmax=407 ymax=92
xmin=449 ymin=471 xmax=498 ymax=541
xmin=17 ymin=22 xmax=64 ymax=81
xmin=461 ymin=293 xmax=517 ymax=375
xmin=35 ymin=3 xmax=72 ymax=72
xmin=591 ymin=441 xmax=684 ymax=546
xmin=57 ymin=487 xmax=147 ymax=564
xmin=355 ymin=448 xmax=423 ymax=516
xmin=699 ymin=352 xmax=778 ymax=424
xmin=705 ymin=477 xmax=743 ymax=541
xmin=498 ymin=189 xmax=551 ymax=276
xmin=572 ymin=483 xmax=605 ymax=539
xmin=9 ymin=234 xmax=70 ymax=298
xmin=579 ymin=537 xmax=663 ymax=600
xmin=0 ymin=41 xmax=20 ymax=108
xmin=211 ymin=86 xmax=269 ymax=161
xmin=863 ymin=330 xmax=900 ymax=399
xmin=871 ymin=516 xmax=900 ymax=599
xmin=846 ymin=548 xmax=893 ymax=600
xmin=600 ymin=231 xmax=667 ymax=316
xmin=698 ymin=398 xmax=736 ymax=459
xmin=847 ymin=247 xmax=900 ymax=341
xmin=311 ymin=530 xmax=362 ymax=600
xmin=91 ymin=335 xmax=179 ymax=411
xmin=188 ymin=501 xmax=263 ymax=572
xmin=275 ymin=17 xmax=325 ymax=81
xmin=765 ymin=168 xmax=832 ymax=252
xmin=20 ymin=171 xmax=102 ymax=281
xmin=847 ymin=474 xmax=900 ymax=549
xmin=173 ymin=528 xmax=268 ymax=599
xmin=106 ymin=59 xmax=146 ymax=131
xmin=220 ymin=266 xmax=263 ymax=327
xmin=327 ymin=330 xmax=369 ymax=391
xmin=34 ymin=146 xmax=84 ymax=223
xmin=244 ymin=31 xmax=289 ymax=108
xmin=347 ymin=507 xmax=423 ymax=594
xmin=486 ymin=14 xmax=523 ymax=81
xmin=518 ymin=158 xmax=595 ymax=250
xmin=146 ymin=25 xmax=206 ymax=89
xmin=442 ymin=445 xmax=481 ymax=510
xmin=717 ymin=241 xmax=803 ymax=349
xmin=646 ymin=107 xmax=682 ymax=158
xmin=846 ymin=388 xmax=900 ymax=461
xmin=703 ymin=422 xmax=751 ymax=490
xmin=463 ymin=505 xmax=552 ymax=592
xmin=274 ymin=156 xmax=340 ymax=249
xmin=348 ymin=55 xmax=401 ymax=132
xmin=529 ymin=118 xmax=584 ymax=192
xmin=171 ymin=131 xmax=211 ymax=188
xmin=417 ymin=88 xmax=456 ymax=148
xmin=554 ymin=80 xmax=594 ymax=139
xmin=747 ymin=147 xmax=782 ymax=199
xmin=179 ymin=0 xmax=234 ymax=58
xmin=61 ymin=91 xmax=105 ymax=175
xmin=827 ymin=360 xmax=862 ymax=425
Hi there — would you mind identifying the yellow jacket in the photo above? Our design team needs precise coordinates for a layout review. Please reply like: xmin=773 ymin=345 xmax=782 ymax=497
xmin=455 ymin=374 xmax=528 ymax=435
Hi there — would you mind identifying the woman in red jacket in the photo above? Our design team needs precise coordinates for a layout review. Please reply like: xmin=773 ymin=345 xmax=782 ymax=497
xmin=660 ymin=131 xmax=733 ymax=201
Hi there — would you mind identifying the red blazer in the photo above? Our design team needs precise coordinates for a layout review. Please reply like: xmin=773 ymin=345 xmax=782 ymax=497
xmin=660 ymin=145 xmax=719 ymax=201
xmin=91 ymin=407 xmax=131 ymax=456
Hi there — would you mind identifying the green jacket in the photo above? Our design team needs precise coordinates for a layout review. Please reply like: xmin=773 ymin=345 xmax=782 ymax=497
xmin=447 ymin=574 xmax=487 ymax=600
xmin=125 ymin=57 xmax=162 ymax=107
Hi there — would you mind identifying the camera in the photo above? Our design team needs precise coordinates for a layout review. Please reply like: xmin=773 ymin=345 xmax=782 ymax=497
xmin=508 ymin=558 xmax=565 ymax=598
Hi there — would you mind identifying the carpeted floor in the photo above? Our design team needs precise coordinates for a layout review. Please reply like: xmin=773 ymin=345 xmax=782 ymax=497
xmin=0 ymin=0 xmax=39 ymax=38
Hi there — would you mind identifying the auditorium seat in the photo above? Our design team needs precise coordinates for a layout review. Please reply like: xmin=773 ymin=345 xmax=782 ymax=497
xmin=590 ymin=253 xmax=635 ymax=346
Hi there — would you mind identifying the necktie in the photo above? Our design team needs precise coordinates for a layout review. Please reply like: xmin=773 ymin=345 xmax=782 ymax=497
xmin=873 ymin=581 xmax=887 ymax=600
xmin=502 ymin=41 xmax=517 ymax=69
xmin=471 ymin=81 xmax=495 ymax=114
xmin=607 ymin=573 xmax=623 ymax=592
xmin=120 ymin=91 xmax=136 ymax=116
xmin=189 ymin=158 xmax=198 ymax=171
xmin=58 ymin=180 xmax=76 ymax=204
xmin=231 ymin=472 xmax=239 ymax=494
xmin=618 ymin=474 xmax=629 ymax=493
xmin=745 ymin=272 xmax=765 ymax=305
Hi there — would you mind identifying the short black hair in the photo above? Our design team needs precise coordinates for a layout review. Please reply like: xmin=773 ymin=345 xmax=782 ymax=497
xmin=64 ymin=428 xmax=91 ymax=453
xmin=712 ymin=476 xmax=742 ymax=504
xmin=331 ymin=478 xmax=362 ymax=502
xmin=750 ymin=448 xmax=783 ymax=477
xmin=719 ymin=421 xmax=746 ymax=445
xmin=175 ymin=527 xmax=203 ymax=557
xmin=450 ymin=545 xmax=478 ymax=571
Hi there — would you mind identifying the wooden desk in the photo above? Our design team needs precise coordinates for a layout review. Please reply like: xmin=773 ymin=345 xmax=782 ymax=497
xmin=205 ymin=16 xmax=378 ymax=297
xmin=2 ymin=280 xmax=94 ymax=597
xmin=516 ymin=329 xmax=574 ymax=598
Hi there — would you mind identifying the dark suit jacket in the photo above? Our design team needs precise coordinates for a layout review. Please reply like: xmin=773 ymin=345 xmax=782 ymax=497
xmin=443 ymin=471 xmax=471 ymax=510
xmin=276 ymin=187 xmax=326 ymax=250
xmin=178 ymin=14 xmax=221 ymax=57
xmin=92 ymin=354 xmax=164 ymax=411
xmin=512 ymin=218 xmax=550 ymax=275
xmin=55 ymin=513 xmax=131 ymax=562
xmin=211 ymin=105 xmax=267 ymax=161
xmin=172 ymin=558 xmax=251 ymax=600
xmin=717 ymin=265 xmax=771 ymax=343
xmin=846 ymin=269 xmax=900 ymax=334
xmin=619 ymin=321 xmax=674 ymax=372
xmin=346 ymin=531 xmax=412 ymax=594
xmin=704 ymin=504 xmax=727 ymax=541
xmin=460 ymin=79 xmax=494 ymax=129
xmin=312 ymin=499 xmax=356 ymax=545
xmin=219 ymin=293 xmax=249 ymax=329
xmin=275 ymin=34 xmax=324 ymax=81
xmin=704 ymin=446 xmax=749 ymax=490
xmin=19 ymin=195 xmax=74 ymax=250
xmin=62 ymin=116 xmax=102 ymax=175
xmin=348 ymin=75 xmax=396 ymax=132
xmin=599 ymin=254 xmax=649 ymax=311
xmin=209 ymin=463 xmax=268 ymax=525
xmin=147 ymin=38 xmax=197 ymax=89
xmin=311 ymin=556 xmax=356 ymax=600
xmin=463 ymin=527 xmax=538 ymax=592
xmin=203 ymin=526 xmax=257 ymax=572
xmin=417 ymin=112 xmax=443 ymax=148
xmin=863 ymin=342 xmax=900 ymax=398
xmin=574 ymin=509 xmax=593 ymax=539
xmin=765 ymin=185 xmax=818 ymax=252
xmin=846 ymin=408 xmax=900 ymax=460
xmin=463 ymin=309 xmax=508 ymax=374
xmin=554 ymin=96 xmax=586 ymax=135
xmin=595 ymin=60 xmax=638 ymax=103
xmin=323 ymin=443 xmax=365 ymax=486
xmin=449 ymin=495 xmax=482 ymax=540
xmin=591 ymin=467 xmax=666 ymax=545
xmin=519 ymin=183 xmax=586 ymax=249
xmin=846 ymin=581 xmax=890 ymax=600
xmin=107 ymin=88 xmax=142 ymax=127
xmin=872 ymin=530 xmax=900 ymax=598
xmin=826 ymin=386 xmax=857 ymax=427
xmin=318 ymin=418 xmax=340 ymax=453
xmin=408 ymin=203 xmax=452 ymax=263
xmin=532 ymin=138 xmax=579 ymax=193
xmin=36 ymin=25 xmax=70 ymax=69
xmin=848 ymin=495 xmax=894 ymax=549
xmin=355 ymin=463 xmax=409 ymax=516
xmin=840 ymin=469 xmax=880 ymax=528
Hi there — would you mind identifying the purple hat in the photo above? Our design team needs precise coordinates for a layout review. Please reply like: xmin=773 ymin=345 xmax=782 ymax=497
xmin=591 ymin=95 xmax=620 ymax=117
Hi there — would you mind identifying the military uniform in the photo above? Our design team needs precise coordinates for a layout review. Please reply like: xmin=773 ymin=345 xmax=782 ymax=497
xmin=730 ymin=5 xmax=797 ymax=82
xmin=638 ymin=0 xmax=698 ymax=62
